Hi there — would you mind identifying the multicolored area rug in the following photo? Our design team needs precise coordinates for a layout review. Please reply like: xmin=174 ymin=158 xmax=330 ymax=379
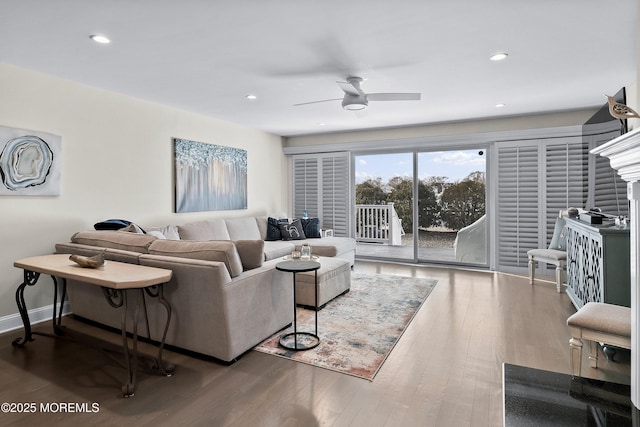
xmin=253 ymin=272 xmax=437 ymax=381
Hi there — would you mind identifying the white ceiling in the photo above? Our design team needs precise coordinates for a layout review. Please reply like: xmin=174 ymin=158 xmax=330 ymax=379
xmin=1 ymin=1 xmax=637 ymax=137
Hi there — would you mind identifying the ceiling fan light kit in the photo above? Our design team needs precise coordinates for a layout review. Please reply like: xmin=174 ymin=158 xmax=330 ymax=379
xmin=295 ymin=76 xmax=421 ymax=111
xmin=89 ymin=34 xmax=110 ymax=44
xmin=490 ymin=52 xmax=508 ymax=61
xmin=342 ymin=94 xmax=368 ymax=110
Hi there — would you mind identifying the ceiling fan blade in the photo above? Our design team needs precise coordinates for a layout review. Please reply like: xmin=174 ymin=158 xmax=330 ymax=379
xmin=337 ymin=80 xmax=361 ymax=96
xmin=367 ymin=93 xmax=421 ymax=101
xmin=293 ymin=98 xmax=342 ymax=107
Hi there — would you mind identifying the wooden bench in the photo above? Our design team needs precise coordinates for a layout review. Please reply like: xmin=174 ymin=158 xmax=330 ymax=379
xmin=567 ymin=302 xmax=631 ymax=376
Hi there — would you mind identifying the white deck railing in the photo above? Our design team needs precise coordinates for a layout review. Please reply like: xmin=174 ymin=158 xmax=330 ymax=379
xmin=355 ymin=203 xmax=405 ymax=245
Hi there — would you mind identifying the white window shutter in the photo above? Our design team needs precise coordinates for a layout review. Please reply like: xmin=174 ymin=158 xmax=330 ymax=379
xmin=292 ymin=157 xmax=319 ymax=218
xmin=544 ymin=138 xmax=588 ymax=242
xmin=322 ymin=155 xmax=350 ymax=236
xmin=497 ymin=136 xmax=603 ymax=274
xmin=292 ymin=153 xmax=351 ymax=237
xmin=497 ymin=143 xmax=540 ymax=272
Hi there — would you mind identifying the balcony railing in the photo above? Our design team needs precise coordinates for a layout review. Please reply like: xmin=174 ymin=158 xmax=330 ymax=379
xmin=355 ymin=203 xmax=404 ymax=246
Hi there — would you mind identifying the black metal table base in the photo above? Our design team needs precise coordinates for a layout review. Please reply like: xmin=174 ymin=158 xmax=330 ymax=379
xmin=279 ymin=332 xmax=320 ymax=350
xmin=13 ymin=270 xmax=173 ymax=398
xmin=276 ymin=260 xmax=320 ymax=352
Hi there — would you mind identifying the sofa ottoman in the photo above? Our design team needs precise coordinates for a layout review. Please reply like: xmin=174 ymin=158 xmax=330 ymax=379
xmin=278 ymin=256 xmax=351 ymax=309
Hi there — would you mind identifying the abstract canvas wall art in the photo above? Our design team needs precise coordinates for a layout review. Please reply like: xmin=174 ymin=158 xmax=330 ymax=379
xmin=0 ymin=126 xmax=61 ymax=196
xmin=174 ymin=138 xmax=247 ymax=213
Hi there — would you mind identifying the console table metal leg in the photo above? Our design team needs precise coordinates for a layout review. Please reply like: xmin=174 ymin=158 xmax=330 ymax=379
xmin=51 ymin=276 xmax=66 ymax=336
xmin=102 ymin=287 xmax=137 ymax=396
xmin=120 ymin=290 xmax=141 ymax=398
xmin=104 ymin=284 xmax=174 ymax=397
xmin=120 ymin=291 xmax=133 ymax=397
xmin=12 ymin=270 xmax=40 ymax=348
xmin=144 ymin=284 xmax=175 ymax=376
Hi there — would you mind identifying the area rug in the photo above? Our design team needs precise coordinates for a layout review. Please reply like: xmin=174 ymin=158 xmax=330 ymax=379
xmin=253 ymin=272 xmax=437 ymax=381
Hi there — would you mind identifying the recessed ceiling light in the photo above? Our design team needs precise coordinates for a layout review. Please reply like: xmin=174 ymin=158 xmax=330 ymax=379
xmin=318 ymin=122 xmax=326 ymax=126
xmin=490 ymin=52 xmax=508 ymax=61
xmin=245 ymin=94 xmax=257 ymax=100
xmin=495 ymin=103 xmax=506 ymax=108
xmin=90 ymin=34 xmax=110 ymax=44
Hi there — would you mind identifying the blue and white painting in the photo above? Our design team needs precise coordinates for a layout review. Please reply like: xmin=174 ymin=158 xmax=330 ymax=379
xmin=0 ymin=126 xmax=61 ymax=196
xmin=174 ymin=138 xmax=247 ymax=213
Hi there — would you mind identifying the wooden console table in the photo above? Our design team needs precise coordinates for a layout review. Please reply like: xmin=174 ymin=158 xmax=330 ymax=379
xmin=12 ymin=254 xmax=174 ymax=397
xmin=565 ymin=218 xmax=630 ymax=309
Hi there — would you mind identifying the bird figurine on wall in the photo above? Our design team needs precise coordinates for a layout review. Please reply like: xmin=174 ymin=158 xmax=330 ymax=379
xmin=606 ymin=94 xmax=640 ymax=133
xmin=604 ymin=94 xmax=640 ymax=133
xmin=606 ymin=95 xmax=640 ymax=120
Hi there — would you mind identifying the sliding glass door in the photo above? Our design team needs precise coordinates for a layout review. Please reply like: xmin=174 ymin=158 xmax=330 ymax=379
xmin=417 ymin=149 xmax=486 ymax=264
xmin=354 ymin=148 xmax=487 ymax=265
xmin=355 ymin=152 xmax=414 ymax=260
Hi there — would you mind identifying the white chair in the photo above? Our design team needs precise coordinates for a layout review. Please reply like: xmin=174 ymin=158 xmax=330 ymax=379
xmin=527 ymin=216 xmax=567 ymax=293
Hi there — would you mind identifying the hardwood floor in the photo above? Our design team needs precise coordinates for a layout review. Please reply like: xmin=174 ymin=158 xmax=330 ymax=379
xmin=0 ymin=261 xmax=630 ymax=426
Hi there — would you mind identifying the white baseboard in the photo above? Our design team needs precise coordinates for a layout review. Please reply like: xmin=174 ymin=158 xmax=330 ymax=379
xmin=0 ymin=302 xmax=72 ymax=335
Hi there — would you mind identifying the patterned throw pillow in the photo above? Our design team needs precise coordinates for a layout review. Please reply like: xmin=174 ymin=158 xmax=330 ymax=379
xmin=278 ymin=218 xmax=307 ymax=240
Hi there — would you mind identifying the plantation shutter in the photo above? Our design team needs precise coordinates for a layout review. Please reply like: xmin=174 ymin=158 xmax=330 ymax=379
xmin=497 ymin=136 xmax=592 ymax=274
xmin=544 ymin=138 xmax=588 ymax=243
xmin=322 ymin=155 xmax=350 ymax=236
xmin=292 ymin=152 xmax=351 ymax=237
xmin=293 ymin=157 xmax=319 ymax=218
xmin=497 ymin=143 xmax=540 ymax=272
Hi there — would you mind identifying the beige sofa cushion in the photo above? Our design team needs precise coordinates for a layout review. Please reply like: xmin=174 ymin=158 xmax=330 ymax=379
xmin=255 ymin=216 xmax=268 ymax=241
xmin=295 ymin=236 xmax=356 ymax=257
xmin=233 ymin=240 xmax=264 ymax=270
xmin=178 ymin=219 xmax=230 ymax=241
xmin=148 ymin=240 xmax=243 ymax=278
xmin=71 ymin=230 xmax=157 ymax=253
xmin=225 ymin=217 xmax=262 ymax=240
xmin=263 ymin=240 xmax=296 ymax=261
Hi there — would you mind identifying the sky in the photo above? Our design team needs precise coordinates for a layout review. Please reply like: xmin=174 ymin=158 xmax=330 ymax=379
xmin=355 ymin=149 xmax=486 ymax=184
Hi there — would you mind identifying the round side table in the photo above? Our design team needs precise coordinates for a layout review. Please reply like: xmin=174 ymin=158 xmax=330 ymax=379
xmin=275 ymin=260 xmax=320 ymax=350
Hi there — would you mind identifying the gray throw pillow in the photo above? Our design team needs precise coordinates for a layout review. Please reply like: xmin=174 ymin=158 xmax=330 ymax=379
xmin=301 ymin=218 xmax=321 ymax=238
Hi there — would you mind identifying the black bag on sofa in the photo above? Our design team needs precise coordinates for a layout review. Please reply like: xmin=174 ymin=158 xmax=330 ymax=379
xmin=94 ymin=219 xmax=145 ymax=233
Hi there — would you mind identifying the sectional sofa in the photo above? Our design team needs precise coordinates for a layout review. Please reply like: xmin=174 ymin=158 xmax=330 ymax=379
xmin=55 ymin=215 xmax=355 ymax=363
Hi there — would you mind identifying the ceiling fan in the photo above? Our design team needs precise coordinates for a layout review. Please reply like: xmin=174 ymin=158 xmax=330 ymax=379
xmin=294 ymin=77 xmax=421 ymax=111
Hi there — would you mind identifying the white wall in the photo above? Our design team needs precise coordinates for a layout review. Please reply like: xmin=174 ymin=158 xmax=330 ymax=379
xmin=0 ymin=63 xmax=287 ymax=319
